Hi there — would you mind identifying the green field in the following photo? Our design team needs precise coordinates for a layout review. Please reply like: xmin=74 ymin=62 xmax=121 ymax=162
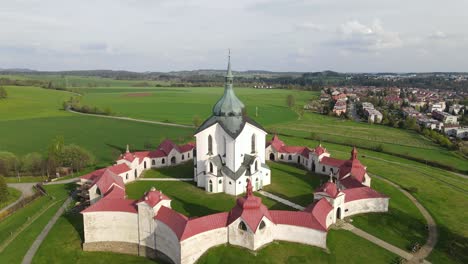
xmin=0 ymin=184 xmax=73 ymax=264
xmin=142 ymin=161 xmax=193 ymax=178
xmin=78 ymin=86 xmax=312 ymax=126
xmin=0 ymin=187 xmax=21 ymax=210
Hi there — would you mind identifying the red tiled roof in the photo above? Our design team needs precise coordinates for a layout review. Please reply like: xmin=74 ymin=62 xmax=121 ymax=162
xmin=342 ymin=187 xmax=388 ymax=202
xmin=181 ymin=212 xmax=229 ymax=241
xmin=140 ymin=187 xmax=170 ymax=207
xmin=154 ymin=206 xmax=188 ymax=240
xmin=81 ymin=186 xmax=135 ymax=214
xmin=305 ymin=198 xmax=333 ymax=230
xmin=340 ymin=177 xmax=365 ymax=189
xmin=314 ymin=144 xmax=327 ymax=155
xmin=179 ymin=142 xmax=195 ymax=153
xmin=228 ymin=181 xmax=273 ymax=232
xmin=134 ymin=151 xmax=150 ymax=160
xmin=108 ymin=163 xmax=132 ymax=175
xmin=148 ymin=149 xmax=166 ymax=158
xmin=95 ymin=169 xmax=125 ymax=194
xmin=320 ymin=156 xmax=345 ymax=167
xmin=269 ymin=210 xmax=326 ymax=231
xmin=281 ymin=146 xmax=306 ymax=154
xmin=121 ymin=152 xmax=136 ymax=162
xmin=266 ymin=134 xmax=285 ymax=151
xmin=80 ymin=168 xmax=106 ymax=181
xmin=338 ymin=147 xmax=367 ymax=182
xmin=158 ymin=139 xmax=178 ymax=155
xmin=315 ymin=181 xmax=338 ymax=198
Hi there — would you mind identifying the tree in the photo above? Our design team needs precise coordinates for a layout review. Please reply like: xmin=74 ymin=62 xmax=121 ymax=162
xmin=0 ymin=176 xmax=8 ymax=202
xmin=192 ymin=115 xmax=202 ymax=127
xmin=61 ymin=144 xmax=95 ymax=172
xmin=47 ymin=136 xmax=65 ymax=175
xmin=286 ymin=94 xmax=295 ymax=108
xmin=0 ymin=152 xmax=19 ymax=177
xmin=0 ymin=87 xmax=7 ymax=99
xmin=22 ymin=152 xmax=45 ymax=175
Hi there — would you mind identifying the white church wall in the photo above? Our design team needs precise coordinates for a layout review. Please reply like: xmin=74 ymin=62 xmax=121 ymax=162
xmin=155 ymin=220 xmax=181 ymax=264
xmin=233 ymin=124 xmax=267 ymax=171
xmin=83 ymin=212 xmax=139 ymax=244
xmin=180 ymin=228 xmax=228 ymax=264
xmin=195 ymin=123 xmax=218 ymax=180
xmin=88 ymin=184 xmax=101 ymax=205
xmin=252 ymin=217 xmax=274 ymax=250
xmin=273 ymin=225 xmax=327 ymax=249
xmin=343 ymin=198 xmax=389 ymax=218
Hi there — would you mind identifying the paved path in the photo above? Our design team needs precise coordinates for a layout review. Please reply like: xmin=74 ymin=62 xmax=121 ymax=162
xmin=371 ymin=174 xmax=438 ymax=263
xmin=137 ymin=178 xmax=193 ymax=182
xmin=21 ymin=196 xmax=73 ymax=264
xmin=0 ymin=183 xmax=36 ymax=214
xmin=341 ymin=223 xmax=414 ymax=260
xmin=257 ymin=190 xmax=305 ymax=210
xmin=68 ymin=109 xmax=194 ymax=128
xmin=44 ymin=177 xmax=79 ymax=185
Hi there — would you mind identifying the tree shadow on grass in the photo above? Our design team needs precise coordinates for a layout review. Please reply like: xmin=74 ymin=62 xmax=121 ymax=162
xmin=434 ymin=225 xmax=468 ymax=264
xmin=63 ymin=210 xmax=85 ymax=243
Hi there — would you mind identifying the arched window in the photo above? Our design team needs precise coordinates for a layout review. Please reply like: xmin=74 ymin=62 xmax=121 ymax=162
xmin=223 ymin=136 xmax=227 ymax=156
xmin=322 ymin=166 xmax=326 ymax=172
xmin=208 ymin=135 xmax=213 ymax=154
xmin=209 ymin=180 xmax=213 ymax=192
xmin=209 ymin=162 xmax=213 ymax=173
xmin=144 ymin=161 xmax=147 ymax=169
xmin=251 ymin=134 xmax=256 ymax=153
xmin=255 ymin=161 xmax=258 ymax=172
xmin=280 ymin=154 xmax=284 ymax=159
xmin=238 ymin=221 xmax=248 ymax=231
xmin=182 ymin=154 xmax=185 ymax=160
xmin=162 ymin=158 xmax=165 ymax=164
xmin=152 ymin=160 xmax=155 ymax=165
xmin=126 ymin=173 xmax=128 ymax=180
xmin=259 ymin=220 xmax=266 ymax=230
xmin=219 ymin=179 xmax=222 ymax=184
xmin=134 ymin=169 xmax=137 ymax=178
xmin=188 ymin=152 xmax=190 ymax=158
xmin=96 ymin=188 xmax=101 ymax=195
xmin=288 ymin=155 xmax=292 ymax=160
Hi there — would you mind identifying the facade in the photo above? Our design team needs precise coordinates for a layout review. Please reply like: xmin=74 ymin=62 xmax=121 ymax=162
xmin=444 ymin=126 xmax=468 ymax=139
xmin=193 ymin=56 xmax=271 ymax=195
xmin=431 ymin=110 xmax=458 ymax=125
xmin=364 ymin=108 xmax=383 ymax=123
xmin=333 ymin=99 xmax=347 ymax=116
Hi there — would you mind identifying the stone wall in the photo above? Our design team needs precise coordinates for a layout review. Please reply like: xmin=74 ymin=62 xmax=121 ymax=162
xmin=180 ymin=228 xmax=228 ymax=264
xmin=274 ymin=225 xmax=327 ymax=248
xmin=343 ymin=198 xmax=389 ymax=218
xmin=155 ymin=220 xmax=181 ymax=264
xmin=83 ymin=212 xmax=138 ymax=244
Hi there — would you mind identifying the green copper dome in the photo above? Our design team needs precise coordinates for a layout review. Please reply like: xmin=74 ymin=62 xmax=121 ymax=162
xmin=212 ymin=54 xmax=245 ymax=117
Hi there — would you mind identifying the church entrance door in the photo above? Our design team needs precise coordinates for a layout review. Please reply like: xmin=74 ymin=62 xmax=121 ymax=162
xmin=171 ymin=156 xmax=176 ymax=164
xmin=269 ymin=153 xmax=275 ymax=161
xmin=336 ymin=207 xmax=341 ymax=220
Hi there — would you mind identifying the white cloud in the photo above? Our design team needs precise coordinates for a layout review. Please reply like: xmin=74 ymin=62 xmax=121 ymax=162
xmin=294 ymin=22 xmax=324 ymax=32
xmin=428 ymin=31 xmax=447 ymax=40
xmin=335 ymin=20 xmax=402 ymax=52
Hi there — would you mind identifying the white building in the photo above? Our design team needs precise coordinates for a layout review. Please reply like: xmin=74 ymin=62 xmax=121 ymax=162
xmin=193 ymin=55 xmax=271 ymax=195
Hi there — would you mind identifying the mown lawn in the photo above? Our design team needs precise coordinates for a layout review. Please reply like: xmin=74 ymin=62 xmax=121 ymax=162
xmin=142 ymin=162 xmax=193 ymax=178
xmin=351 ymin=177 xmax=427 ymax=250
xmin=4 ymin=176 xmax=47 ymax=183
xmin=263 ymin=161 xmax=323 ymax=207
xmin=0 ymin=184 xmax=73 ymax=264
xmin=198 ymin=229 xmax=397 ymax=264
xmin=126 ymin=180 xmax=290 ymax=218
xmin=0 ymin=187 xmax=22 ymax=210
xmin=277 ymin=135 xmax=468 ymax=264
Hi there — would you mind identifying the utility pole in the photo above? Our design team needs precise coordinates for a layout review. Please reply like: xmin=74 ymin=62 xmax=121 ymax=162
xmin=256 ymin=106 xmax=258 ymax=117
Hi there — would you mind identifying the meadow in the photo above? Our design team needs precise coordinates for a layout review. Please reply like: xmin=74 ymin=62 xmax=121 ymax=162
xmin=0 ymin=79 xmax=467 ymax=263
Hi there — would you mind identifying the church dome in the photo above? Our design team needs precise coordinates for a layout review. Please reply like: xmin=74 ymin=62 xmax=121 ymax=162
xmin=212 ymin=53 xmax=245 ymax=117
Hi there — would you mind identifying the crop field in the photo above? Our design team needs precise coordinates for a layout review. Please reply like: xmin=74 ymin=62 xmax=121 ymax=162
xmin=78 ymin=86 xmax=313 ymax=126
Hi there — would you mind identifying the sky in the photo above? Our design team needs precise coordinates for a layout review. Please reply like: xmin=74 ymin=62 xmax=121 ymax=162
xmin=1 ymin=0 xmax=467 ymax=72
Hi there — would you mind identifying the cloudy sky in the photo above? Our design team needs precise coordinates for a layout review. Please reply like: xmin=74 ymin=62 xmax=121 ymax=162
xmin=1 ymin=0 xmax=467 ymax=72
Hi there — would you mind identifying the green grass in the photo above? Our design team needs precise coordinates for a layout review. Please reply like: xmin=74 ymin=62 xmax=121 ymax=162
xmin=271 ymin=113 xmax=468 ymax=172
xmin=276 ymin=135 xmax=468 ymax=264
xmin=142 ymin=162 xmax=194 ymax=178
xmin=0 ymin=184 xmax=72 ymax=264
xmin=4 ymin=176 xmax=47 ymax=183
xmin=78 ymin=86 xmax=313 ymax=126
xmin=0 ymin=187 xmax=22 ymax=210
xmin=32 ymin=212 xmax=156 ymax=264
xmin=263 ymin=162 xmax=322 ymax=207
xmin=198 ymin=229 xmax=397 ymax=264
xmin=126 ymin=180 xmax=289 ymax=217
xmin=351 ymin=177 xmax=426 ymax=250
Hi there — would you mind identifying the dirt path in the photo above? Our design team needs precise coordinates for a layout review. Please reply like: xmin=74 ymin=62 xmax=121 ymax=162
xmin=67 ymin=109 xmax=194 ymax=128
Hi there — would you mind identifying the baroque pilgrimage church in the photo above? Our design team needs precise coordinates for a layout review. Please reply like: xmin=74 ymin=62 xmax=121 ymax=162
xmin=77 ymin=56 xmax=389 ymax=264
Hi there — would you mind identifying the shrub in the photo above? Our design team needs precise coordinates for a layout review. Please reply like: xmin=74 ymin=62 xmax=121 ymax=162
xmin=0 ymin=176 xmax=9 ymax=202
